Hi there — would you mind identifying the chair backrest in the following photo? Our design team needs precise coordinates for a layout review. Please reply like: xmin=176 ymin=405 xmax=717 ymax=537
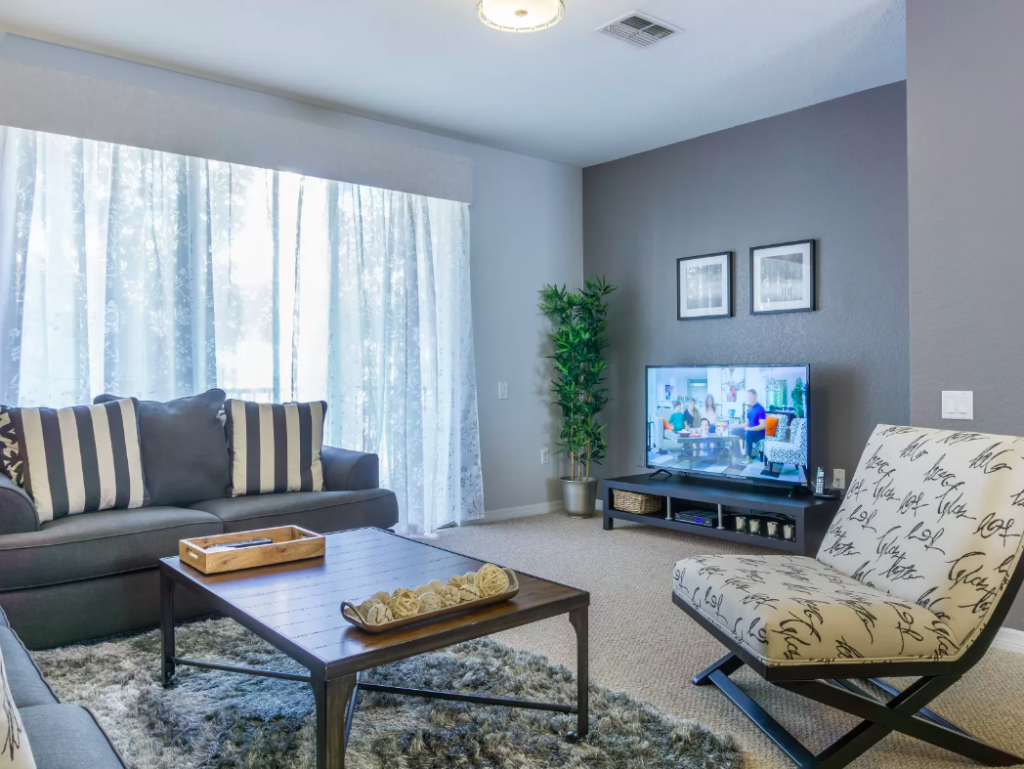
xmin=769 ymin=413 xmax=790 ymax=441
xmin=817 ymin=424 xmax=1024 ymax=647
xmin=789 ymin=417 xmax=807 ymax=448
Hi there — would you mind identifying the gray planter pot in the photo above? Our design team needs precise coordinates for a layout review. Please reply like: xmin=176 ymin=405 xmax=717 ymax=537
xmin=561 ymin=476 xmax=599 ymax=518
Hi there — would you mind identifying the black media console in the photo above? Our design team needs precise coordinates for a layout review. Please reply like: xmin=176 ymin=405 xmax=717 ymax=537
xmin=601 ymin=474 xmax=841 ymax=556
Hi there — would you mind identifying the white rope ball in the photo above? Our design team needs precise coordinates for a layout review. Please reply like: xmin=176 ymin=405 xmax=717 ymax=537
xmin=438 ymin=585 xmax=461 ymax=607
xmin=414 ymin=584 xmax=432 ymax=596
xmin=417 ymin=592 xmax=444 ymax=614
xmin=365 ymin=603 xmax=394 ymax=625
xmin=447 ymin=574 xmax=469 ymax=588
xmin=388 ymin=588 xmax=420 ymax=619
xmin=457 ymin=583 xmax=482 ymax=603
xmin=427 ymin=579 xmax=448 ymax=594
xmin=370 ymin=591 xmax=392 ymax=605
xmin=475 ymin=564 xmax=510 ymax=597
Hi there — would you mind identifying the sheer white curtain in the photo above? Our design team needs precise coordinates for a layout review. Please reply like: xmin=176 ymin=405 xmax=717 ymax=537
xmin=0 ymin=126 xmax=483 ymax=534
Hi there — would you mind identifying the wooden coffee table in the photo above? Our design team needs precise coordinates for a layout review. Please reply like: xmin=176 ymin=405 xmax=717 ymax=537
xmin=159 ymin=527 xmax=590 ymax=769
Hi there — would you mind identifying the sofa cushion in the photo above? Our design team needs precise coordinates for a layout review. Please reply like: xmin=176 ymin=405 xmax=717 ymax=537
xmin=188 ymin=489 xmax=398 ymax=533
xmin=95 ymin=389 xmax=230 ymax=507
xmin=20 ymin=705 xmax=124 ymax=769
xmin=1 ymin=400 xmax=148 ymax=523
xmin=224 ymin=400 xmax=326 ymax=497
xmin=674 ymin=553 xmax=960 ymax=666
xmin=0 ymin=507 xmax=222 ymax=591
xmin=0 ymin=628 xmax=56 ymax=708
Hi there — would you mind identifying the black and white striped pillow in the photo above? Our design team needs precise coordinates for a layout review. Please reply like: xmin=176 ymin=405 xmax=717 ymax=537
xmin=225 ymin=400 xmax=326 ymax=497
xmin=0 ymin=399 xmax=148 ymax=522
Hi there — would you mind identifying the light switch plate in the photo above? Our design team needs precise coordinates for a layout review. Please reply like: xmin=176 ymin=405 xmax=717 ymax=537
xmin=498 ymin=382 xmax=508 ymax=400
xmin=941 ymin=390 xmax=973 ymax=420
xmin=832 ymin=468 xmax=846 ymax=490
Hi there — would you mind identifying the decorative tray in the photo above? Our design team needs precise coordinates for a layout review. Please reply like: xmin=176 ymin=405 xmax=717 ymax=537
xmin=179 ymin=525 xmax=325 ymax=575
xmin=341 ymin=567 xmax=519 ymax=634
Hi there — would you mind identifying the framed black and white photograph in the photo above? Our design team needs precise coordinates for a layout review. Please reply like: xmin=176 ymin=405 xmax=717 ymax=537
xmin=676 ymin=251 xmax=732 ymax=321
xmin=750 ymin=239 xmax=815 ymax=315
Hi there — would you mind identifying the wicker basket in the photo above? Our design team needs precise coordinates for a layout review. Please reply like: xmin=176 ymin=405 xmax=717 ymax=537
xmin=612 ymin=489 xmax=663 ymax=515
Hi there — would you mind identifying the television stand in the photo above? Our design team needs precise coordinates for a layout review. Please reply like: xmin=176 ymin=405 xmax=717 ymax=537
xmin=601 ymin=474 xmax=840 ymax=556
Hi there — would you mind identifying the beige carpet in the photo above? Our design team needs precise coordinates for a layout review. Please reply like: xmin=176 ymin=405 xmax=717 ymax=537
xmin=421 ymin=513 xmax=1024 ymax=769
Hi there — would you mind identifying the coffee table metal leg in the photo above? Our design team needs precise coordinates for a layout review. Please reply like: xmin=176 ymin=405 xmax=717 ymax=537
xmin=160 ymin=571 xmax=176 ymax=686
xmin=313 ymin=672 xmax=357 ymax=769
xmin=568 ymin=606 xmax=589 ymax=741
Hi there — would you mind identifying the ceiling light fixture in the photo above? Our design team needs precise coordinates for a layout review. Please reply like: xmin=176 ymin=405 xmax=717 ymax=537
xmin=478 ymin=0 xmax=565 ymax=33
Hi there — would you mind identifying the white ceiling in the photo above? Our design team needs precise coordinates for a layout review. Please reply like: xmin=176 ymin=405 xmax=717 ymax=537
xmin=0 ymin=0 xmax=905 ymax=167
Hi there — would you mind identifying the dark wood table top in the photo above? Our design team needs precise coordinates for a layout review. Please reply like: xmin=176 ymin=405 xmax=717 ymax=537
xmin=160 ymin=527 xmax=589 ymax=678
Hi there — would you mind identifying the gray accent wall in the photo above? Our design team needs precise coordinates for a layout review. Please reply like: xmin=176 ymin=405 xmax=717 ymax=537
xmin=907 ymin=0 xmax=1024 ymax=434
xmin=583 ymin=82 xmax=909 ymax=483
xmin=906 ymin=0 xmax=1024 ymax=630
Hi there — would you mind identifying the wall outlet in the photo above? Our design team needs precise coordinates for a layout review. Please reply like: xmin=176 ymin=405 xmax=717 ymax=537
xmin=638 ymin=452 xmax=646 ymax=466
xmin=832 ymin=468 xmax=846 ymax=490
xmin=941 ymin=390 xmax=973 ymax=420
xmin=541 ymin=447 xmax=551 ymax=465
xmin=497 ymin=381 xmax=508 ymax=400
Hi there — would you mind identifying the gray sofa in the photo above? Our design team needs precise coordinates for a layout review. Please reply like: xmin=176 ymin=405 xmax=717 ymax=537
xmin=0 ymin=390 xmax=399 ymax=649
xmin=1 ymin=603 xmax=126 ymax=768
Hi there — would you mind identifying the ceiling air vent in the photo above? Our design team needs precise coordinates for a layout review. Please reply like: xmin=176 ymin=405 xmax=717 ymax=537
xmin=598 ymin=12 xmax=680 ymax=48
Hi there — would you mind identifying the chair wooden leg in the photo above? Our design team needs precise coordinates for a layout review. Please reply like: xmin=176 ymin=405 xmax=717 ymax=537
xmin=693 ymin=652 xmax=744 ymax=685
xmin=782 ymin=677 xmax=1023 ymax=768
xmin=694 ymin=665 xmax=1023 ymax=769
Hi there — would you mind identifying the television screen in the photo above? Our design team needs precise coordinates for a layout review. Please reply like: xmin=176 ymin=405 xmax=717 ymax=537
xmin=646 ymin=364 xmax=810 ymax=485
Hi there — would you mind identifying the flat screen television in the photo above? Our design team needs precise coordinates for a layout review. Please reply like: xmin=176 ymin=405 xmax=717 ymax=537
xmin=646 ymin=364 xmax=810 ymax=486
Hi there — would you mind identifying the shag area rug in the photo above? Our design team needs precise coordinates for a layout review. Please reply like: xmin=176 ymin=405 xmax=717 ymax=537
xmin=33 ymin=618 xmax=741 ymax=769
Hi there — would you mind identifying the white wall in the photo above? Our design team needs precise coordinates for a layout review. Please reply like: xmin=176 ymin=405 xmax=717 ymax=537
xmin=0 ymin=34 xmax=583 ymax=515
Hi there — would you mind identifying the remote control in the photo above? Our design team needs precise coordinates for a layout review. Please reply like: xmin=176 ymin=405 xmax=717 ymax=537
xmin=219 ymin=538 xmax=273 ymax=549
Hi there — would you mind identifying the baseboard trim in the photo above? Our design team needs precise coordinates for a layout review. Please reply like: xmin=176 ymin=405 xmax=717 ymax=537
xmin=993 ymin=627 xmax=1024 ymax=654
xmin=468 ymin=498 xmax=604 ymax=525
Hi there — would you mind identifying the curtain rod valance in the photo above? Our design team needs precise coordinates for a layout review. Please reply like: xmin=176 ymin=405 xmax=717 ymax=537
xmin=0 ymin=57 xmax=474 ymax=204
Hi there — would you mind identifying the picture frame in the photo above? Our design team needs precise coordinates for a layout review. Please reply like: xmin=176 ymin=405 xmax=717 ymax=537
xmin=750 ymin=239 xmax=815 ymax=315
xmin=676 ymin=251 xmax=732 ymax=321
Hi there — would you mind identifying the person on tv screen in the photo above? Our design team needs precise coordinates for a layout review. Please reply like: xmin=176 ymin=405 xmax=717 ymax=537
xmin=668 ymin=400 xmax=686 ymax=432
xmin=684 ymin=398 xmax=699 ymax=429
xmin=703 ymin=395 xmax=718 ymax=433
xmin=743 ymin=388 xmax=767 ymax=462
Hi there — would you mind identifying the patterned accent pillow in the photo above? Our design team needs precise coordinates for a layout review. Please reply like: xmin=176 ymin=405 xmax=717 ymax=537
xmin=1 ymin=647 xmax=37 ymax=769
xmin=0 ymin=407 xmax=22 ymax=486
xmin=0 ymin=399 xmax=149 ymax=522
xmin=224 ymin=400 xmax=327 ymax=497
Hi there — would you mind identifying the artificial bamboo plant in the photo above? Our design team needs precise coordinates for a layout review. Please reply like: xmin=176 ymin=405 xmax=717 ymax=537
xmin=538 ymin=276 xmax=616 ymax=482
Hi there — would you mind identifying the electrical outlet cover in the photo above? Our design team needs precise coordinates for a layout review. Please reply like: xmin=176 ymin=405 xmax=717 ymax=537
xmin=832 ymin=468 xmax=846 ymax=490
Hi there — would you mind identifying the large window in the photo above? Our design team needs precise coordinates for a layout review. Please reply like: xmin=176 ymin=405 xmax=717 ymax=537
xmin=0 ymin=126 xmax=483 ymax=534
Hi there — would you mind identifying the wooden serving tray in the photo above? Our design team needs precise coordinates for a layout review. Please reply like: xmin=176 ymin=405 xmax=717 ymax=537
xmin=180 ymin=525 xmax=325 ymax=575
xmin=341 ymin=569 xmax=519 ymax=633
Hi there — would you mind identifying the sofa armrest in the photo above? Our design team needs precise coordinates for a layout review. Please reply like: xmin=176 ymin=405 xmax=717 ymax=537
xmin=321 ymin=446 xmax=380 ymax=491
xmin=0 ymin=475 xmax=39 ymax=535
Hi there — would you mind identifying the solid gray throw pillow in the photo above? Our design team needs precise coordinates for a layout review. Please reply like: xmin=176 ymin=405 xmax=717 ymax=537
xmin=95 ymin=389 xmax=231 ymax=507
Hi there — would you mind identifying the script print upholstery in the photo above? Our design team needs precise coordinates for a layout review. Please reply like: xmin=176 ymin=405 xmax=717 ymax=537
xmin=817 ymin=425 xmax=1024 ymax=649
xmin=674 ymin=425 xmax=1024 ymax=665
xmin=674 ymin=554 xmax=959 ymax=665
